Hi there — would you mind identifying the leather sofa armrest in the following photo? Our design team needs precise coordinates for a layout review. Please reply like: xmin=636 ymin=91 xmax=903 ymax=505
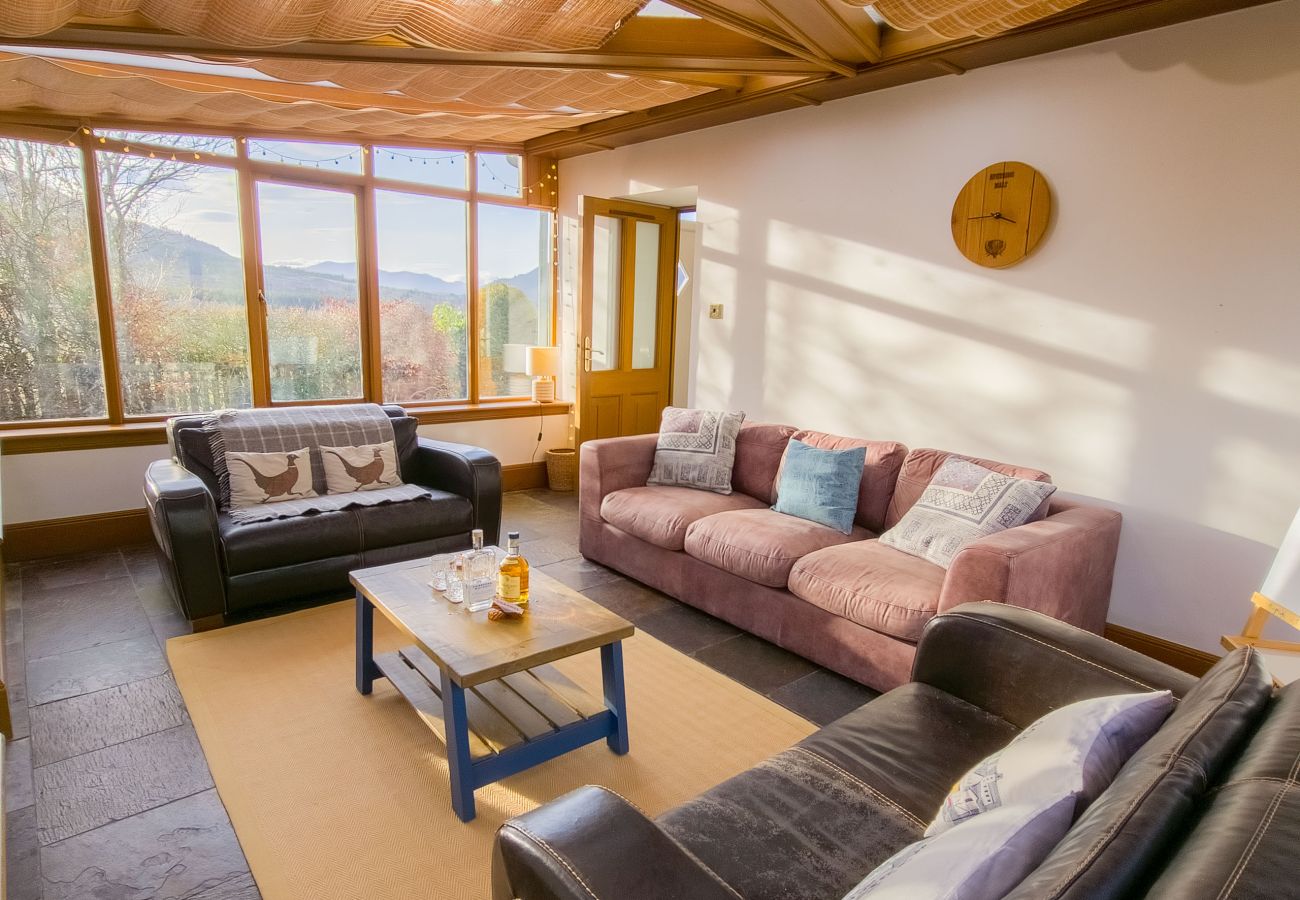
xmin=579 ymin=434 xmax=658 ymax=513
xmin=144 ymin=459 xmax=226 ymax=623
xmin=493 ymin=786 xmax=741 ymax=900
xmin=939 ymin=501 xmax=1123 ymax=633
xmin=913 ymin=602 xmax=1198 ymax=729
xmin=410 ymin=437 xmax=502 ymax=546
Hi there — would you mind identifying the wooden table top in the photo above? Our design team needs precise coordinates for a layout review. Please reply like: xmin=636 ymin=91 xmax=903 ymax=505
xmin=350 ymin=552 xmax=634 ymax=689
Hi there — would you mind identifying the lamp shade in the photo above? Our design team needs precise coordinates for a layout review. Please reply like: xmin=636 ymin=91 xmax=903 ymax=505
xmin=1262 ymin=508 xmax=1300 ymax=613
xmin=526 ymin=345 xmax=560 ymax=378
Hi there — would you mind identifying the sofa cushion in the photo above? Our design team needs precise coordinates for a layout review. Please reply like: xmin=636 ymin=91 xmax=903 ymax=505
xmin=789 ymin=541 xmax=944 ymax=641
xmin=220 ymin=490 xmax=470 ymax=575
xmin=656 ymin=682 xmax=1019 ymax=900
xmin=1005 ymin=647 xmax=1273 ymax=900
xmin=646 ymin=407 xmax=746 ymax=494
xmin=884 ymin=448 xmax=1051 ymax=531
xmin=772 ymin=439 xmax=868 ymax=534
xmin=731 ymin=422 xmax=798 ymax=502
xmin=684 ymin=508 xmax=871 ymax=588
xmin=600 ymin=485 xmax=766 ymax=551
xmin=790 ymin=431 xmax=907 ymax=533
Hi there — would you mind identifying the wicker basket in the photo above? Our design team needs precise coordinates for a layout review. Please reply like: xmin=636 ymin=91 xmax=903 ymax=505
xmin=545 ymin=448 xmax=577 ymax=492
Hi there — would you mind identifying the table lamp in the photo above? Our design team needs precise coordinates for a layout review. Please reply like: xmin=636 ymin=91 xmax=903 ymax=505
xmin=1223 ymin=507 xmax=1300 ymax=659
xmin=526 ymin=346 xmax=560 ymax=403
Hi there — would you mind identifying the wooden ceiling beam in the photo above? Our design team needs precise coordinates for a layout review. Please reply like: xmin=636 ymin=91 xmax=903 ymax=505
xmin=525 ymin=0 xmax=1277 ymax=157
xmin=664 ymin=1 xmax=859 ymax=75
xmin=810 ymin=0 xmax=883 ymax=62
xmin=0 ymin=24 xmax=832 ymax=77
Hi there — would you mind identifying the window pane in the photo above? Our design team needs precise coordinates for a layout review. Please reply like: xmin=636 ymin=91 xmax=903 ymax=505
xmin=256 ymin=182 xmax=363 ymax=401
xmin=98 ymin=152 xmax=252 ymax=415
xmin=96 ymin=130 xmax=236 ymax=157
xmin=477 ymin=205 xmax=552 ymax=396
xmin=248 ymin=139 xmax=363 ymax=173
xmin=476 ymin=152 xmax=522 ymax=198
xmin=631 ymin=221 xmax=660 ymax=369
xmin=375 ymin=190 xmax=468 ymax=402
xmin=374 ymin=147 xmax=467 ymax=190
xmin=0 ymin=140 xmax=107 ymax=422
xmin=590 ymin=215 xmax=619 ymax=372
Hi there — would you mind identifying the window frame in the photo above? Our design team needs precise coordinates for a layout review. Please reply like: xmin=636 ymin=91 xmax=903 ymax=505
xmin=0 ymin=122 xmax=560 ymax=432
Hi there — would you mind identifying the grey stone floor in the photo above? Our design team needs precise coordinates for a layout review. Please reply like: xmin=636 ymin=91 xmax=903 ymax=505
xmin=3 ymin=489 xmax=877 ymax=899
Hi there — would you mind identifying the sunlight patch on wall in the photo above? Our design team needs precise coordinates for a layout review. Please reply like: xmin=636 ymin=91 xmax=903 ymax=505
xmin=764 ymin=219 xmax=1153 ymax=371
xmin=1205 ymin=436 xmax=1300 ymax=545
xmin=695 ymin=257 xmax=738 ymax=409
xmin=700 ymin=200 xmax=741 ymax=256
xmin=1201 ymin=346 xmax=1300 ymax=419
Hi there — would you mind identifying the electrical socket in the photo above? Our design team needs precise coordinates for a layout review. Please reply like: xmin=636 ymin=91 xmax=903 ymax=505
xmin=708 ymin=304 xmax=724 ymax=320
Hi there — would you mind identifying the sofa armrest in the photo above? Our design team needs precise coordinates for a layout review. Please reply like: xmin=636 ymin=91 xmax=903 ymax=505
xmin=409 ymin=438 xmax=502 ymax=546
xmin=913 ymin=602 xmax=1198 ymax=728
xmin=143 ymin=459 xmax=226 ymax=623
xmin=938 ymin=500 xmax=1123 ymax=633
xmin=579 ymin=434 xmax=658 ymax=511
xmin=493 ymin=786 xmax=740 ymax=900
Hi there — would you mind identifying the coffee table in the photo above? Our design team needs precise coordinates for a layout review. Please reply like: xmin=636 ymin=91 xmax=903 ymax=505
xmin=351 ymin=553 xmax=634 ymax=822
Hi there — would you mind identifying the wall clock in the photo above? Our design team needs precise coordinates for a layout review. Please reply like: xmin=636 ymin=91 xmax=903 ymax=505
xmin=950 ymin=161 xmax=1051 ymax=269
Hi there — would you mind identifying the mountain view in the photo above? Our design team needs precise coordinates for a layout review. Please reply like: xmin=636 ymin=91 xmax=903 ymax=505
xmin=132 ymin=223 xmax=542 ymax=310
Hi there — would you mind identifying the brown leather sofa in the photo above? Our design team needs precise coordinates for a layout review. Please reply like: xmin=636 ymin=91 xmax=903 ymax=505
xmin=144 ymin=404 xmax=501 ymax=628
xmin=493 ymin=603 xmax=1292 ymax=900
xmin=580 ymin=423 xmax=1122 ymax=690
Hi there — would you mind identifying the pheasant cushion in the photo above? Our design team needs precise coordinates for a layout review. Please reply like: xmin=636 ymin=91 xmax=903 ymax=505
xmin=227 ymin=447 xmax=318 ymax=508
xmin=320 ymin=441 xmax=402 ymax=494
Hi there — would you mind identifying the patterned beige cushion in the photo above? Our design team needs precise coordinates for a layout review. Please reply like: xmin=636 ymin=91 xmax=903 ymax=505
xmin=646 ymin=407 xmax=746 ymax=495
xmin=879 ymin=458 xmax=1056 ymax=568
xmin=227 ymin=447 xmax=316 ymax=508
xmin=320 ymin=441 xmax=401 ymax=494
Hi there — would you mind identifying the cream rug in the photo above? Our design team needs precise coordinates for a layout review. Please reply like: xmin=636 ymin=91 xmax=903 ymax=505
xmin=168 ymin=600 xmax=815 ymax=900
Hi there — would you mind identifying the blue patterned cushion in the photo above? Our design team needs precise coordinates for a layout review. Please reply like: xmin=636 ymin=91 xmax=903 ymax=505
xmin=771 ymin=439 xmax=867 ymax=535
xmin=880 ymin=458 xmax=1056 ymax=568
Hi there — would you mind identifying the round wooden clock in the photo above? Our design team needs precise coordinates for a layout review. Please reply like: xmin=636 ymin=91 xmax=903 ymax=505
xmin=950 ymin=161 xmax=1051 ymax=268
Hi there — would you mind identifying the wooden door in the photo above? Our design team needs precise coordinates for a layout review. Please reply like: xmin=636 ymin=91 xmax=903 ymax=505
xmin=577 ymin=197 xmax=678 ymax=444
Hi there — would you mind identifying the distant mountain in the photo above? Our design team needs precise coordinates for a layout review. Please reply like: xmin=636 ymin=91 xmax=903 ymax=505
xmin=122 ymin=223 xmax=540 ymax=313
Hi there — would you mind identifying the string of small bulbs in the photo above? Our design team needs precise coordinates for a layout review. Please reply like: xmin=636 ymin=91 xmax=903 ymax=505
xmin=59 ymin=125 xmax=559 ymax=207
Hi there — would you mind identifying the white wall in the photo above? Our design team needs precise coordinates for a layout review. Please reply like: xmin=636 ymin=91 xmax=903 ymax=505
xmin=0 ymin=414 xmax=572 ymax=525
xmin=560 ymin=0 xmax=1300 ymax=653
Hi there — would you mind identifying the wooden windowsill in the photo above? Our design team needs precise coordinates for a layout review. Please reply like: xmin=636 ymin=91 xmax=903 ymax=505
xmin=0 ymin=401 xmax=571 ymax=455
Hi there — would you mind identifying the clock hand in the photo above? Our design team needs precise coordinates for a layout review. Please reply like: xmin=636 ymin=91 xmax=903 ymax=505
xmin=968 ymin=213 xmax=1018 ymax=224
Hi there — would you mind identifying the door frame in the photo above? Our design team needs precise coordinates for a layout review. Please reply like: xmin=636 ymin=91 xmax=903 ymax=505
xmin=576 ymin=195 xmax=679 ymax=446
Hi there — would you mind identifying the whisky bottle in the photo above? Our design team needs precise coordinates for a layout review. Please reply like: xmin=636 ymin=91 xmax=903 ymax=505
xmin=497 ymin=531 xmax=530 ymax=608
xmin=463 ymin=528 xmax=497 ymax=612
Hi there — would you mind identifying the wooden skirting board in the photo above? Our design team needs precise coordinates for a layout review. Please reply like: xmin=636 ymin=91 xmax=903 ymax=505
xmin=1104 ymin=623 xmax=1219 ymax=677
xmin=501 ymin=461 xmax=549 ymax=492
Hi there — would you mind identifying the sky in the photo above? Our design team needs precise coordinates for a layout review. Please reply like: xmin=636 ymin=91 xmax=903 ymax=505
xmin=137 ymin=141 xmax=546 ymax=284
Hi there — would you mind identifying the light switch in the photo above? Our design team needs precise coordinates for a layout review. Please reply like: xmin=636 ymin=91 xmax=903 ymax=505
xmin=708 ymin=304 xmax=724 ymax=320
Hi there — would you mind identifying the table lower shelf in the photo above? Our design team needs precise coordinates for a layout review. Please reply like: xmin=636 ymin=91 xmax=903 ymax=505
xmin=375 ymin=646 xmax=608 ymax=761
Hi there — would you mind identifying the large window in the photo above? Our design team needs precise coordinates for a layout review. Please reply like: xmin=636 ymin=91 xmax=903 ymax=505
xmin=0 ymin=139 xmax=107 ymax=422
xmin=0 ymin=127 xmax=557 ymax=425
xmin=98 ymin=151 xmax=252 ymax=414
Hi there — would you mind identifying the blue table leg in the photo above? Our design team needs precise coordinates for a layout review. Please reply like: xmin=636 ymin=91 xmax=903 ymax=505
xmin=440 ymin=667 xmax=477 ymax=822
xmin=355 ymin=592 xmax=380 ymax=695
xmin=601 ymin=641 xmax=629 ymax=755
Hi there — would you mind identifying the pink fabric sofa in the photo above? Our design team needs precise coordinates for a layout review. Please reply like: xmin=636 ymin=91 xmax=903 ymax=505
xmin=579 ymin=423 xmax=1123 ymax=691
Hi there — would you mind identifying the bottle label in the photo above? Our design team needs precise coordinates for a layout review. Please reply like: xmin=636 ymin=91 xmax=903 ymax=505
xmin=465 ymin=579 xmax=494 ymax=605
xmin=498 ymin=573 xmax=521 ymax=600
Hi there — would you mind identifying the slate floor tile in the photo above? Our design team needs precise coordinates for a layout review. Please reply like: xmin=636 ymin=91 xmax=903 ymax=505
xmin=538 ymin=557 xmax=623 ymax=591
xmin=21 ymin=553 xmax=127 ymax=594
xmin=120 ymin=545 xmax=164 ymax=587
xmin=516 ymin=537 xmax=581 ymax=567
xmin=694 ymin=633 xmax=820 ymax=695
xmin=134 ymin=580 xmax=178 ymax=618
xmin=35 ymin=724 xmax=214 ymax=845
xmin=150 ymin=610 xmax=193 ymax=646
xmin=582 ymin=579 xmax=678 ymax=623
xmin=39 ymin=790 xmax=258 ymax=900
xmin=768 ymin=668 xmax=879 ymax=727
xmin=26 ymin=636 xmax=168 ymax=707
xmin=5 ymin=737 xmax=34 ymax=812
xmin=30 ymin=675 xmax=190 ymax=767
xmin=635 ymin=602 xmax=741 ymax=653
xmin=6 ymin=806 xmax=41 ymax=900
xmin=22 ymin=578 xmax=152 ymax=660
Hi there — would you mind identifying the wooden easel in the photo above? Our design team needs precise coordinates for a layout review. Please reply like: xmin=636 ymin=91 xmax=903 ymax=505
xmin=1222 ymin=592 xmax=1300 ymax=684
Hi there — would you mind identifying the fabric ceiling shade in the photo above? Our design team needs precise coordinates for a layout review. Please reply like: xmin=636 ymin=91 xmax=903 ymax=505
xmin=852 ymin=0 xmax=1088 ymax=38
xmin=0 ymin=0 xmax=648 ymax=52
